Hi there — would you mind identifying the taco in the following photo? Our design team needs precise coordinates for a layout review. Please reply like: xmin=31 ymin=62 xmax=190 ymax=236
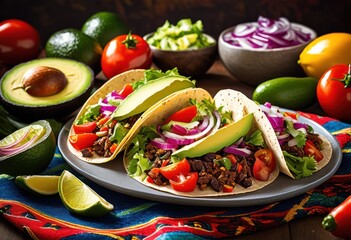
xmin=256 ymin=102 xmax=333 ymax=179
xmin=123 ymin=88 xmax=281 ymax=197
xmin=67 ymin=68 xmax=195 ymax=163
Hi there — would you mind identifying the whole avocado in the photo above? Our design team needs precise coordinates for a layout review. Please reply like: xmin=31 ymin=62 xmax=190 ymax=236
xmin=45 ymin=29 xmax=102 ymax=74
xmin=252 ymin=77 xmax=318 ymax=110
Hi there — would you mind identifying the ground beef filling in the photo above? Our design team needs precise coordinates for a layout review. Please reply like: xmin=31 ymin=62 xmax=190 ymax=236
xmin=144 ymin=143 xmax=262 ymax=193
xmin=281 ymin=132 xmax=323 ymax=158
xmin=80 ymin=114 xmax=140 ymax=158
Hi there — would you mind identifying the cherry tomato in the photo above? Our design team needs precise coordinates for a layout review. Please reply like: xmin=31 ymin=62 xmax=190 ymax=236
xmin=169 ymin=172 xmax=198 ymax=192
xmin=69 ymin=133 xmax=97 ymax=150
xmin=0 ymin=19 xmax=41 ymax=65
xmin=159 ymin=158 xmax=190 ymax=180
xmin=119 ymin=83 xmax=134 ymax=98
xmin=253 ymin=149 xmax=276 ymax=181
xmin=317 ymin=64 xmax=351 ymax=121
xmin=164 ymin=105 xmax=198 ymax=124
xmin=73 ymin=121 xmax=97 ymax=134
xmin=304 ymin=140 xmax=323 ymax=162
xmin=101 ymin=32 xmax=152 ymax=79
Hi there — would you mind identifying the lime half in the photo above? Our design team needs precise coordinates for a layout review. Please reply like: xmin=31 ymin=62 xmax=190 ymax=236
xmin=58 ymin=170 xmax=114 ymax=217
xmin=15 ymin=175 xmax=59 ymax=195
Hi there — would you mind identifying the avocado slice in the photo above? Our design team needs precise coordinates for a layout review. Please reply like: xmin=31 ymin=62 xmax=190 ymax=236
xmin=172 ymin=113 xmax=254 ymax=160
xmin=111 ymin=76 xmax=195 ymax=120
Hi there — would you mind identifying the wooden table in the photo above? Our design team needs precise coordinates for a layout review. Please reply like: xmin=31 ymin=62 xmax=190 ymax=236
xmin=0 ymin=60 xmax=342 ymax=240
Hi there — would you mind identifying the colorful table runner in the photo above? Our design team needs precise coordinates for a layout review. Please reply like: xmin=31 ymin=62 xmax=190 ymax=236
xmin=1 ymin=112 xmax=351 ymax=239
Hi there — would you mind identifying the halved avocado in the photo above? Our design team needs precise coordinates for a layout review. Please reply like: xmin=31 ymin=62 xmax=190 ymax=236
xmin=0 ymin=58 xmax=94 ymax=122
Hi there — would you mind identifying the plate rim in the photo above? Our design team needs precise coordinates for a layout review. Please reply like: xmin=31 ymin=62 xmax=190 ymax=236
xmin=58 ymin=112 xmax=342 ymax=207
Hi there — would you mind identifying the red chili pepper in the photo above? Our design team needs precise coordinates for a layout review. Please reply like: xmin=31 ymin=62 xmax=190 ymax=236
xmin=322 ymin=195 xmax=351 ymax=239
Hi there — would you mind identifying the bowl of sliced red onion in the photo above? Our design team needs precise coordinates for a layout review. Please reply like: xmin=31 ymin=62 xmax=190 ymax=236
xmin=218 ymin=16 xmax=317 ymax=86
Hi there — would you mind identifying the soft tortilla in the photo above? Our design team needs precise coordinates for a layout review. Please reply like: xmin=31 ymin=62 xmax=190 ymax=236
xmin=123 ymin=88 xmax=280 ymax=197
xmin=214 ymin=89 xmax=333 ymax=179
xmin=67 ymin=69 xmax=147 ymax=164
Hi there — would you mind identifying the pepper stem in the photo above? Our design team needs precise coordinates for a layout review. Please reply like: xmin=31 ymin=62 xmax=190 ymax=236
xmin=322 ymin=214 xmax=336 ymax=232
xmin=122 ymin=31 xmax=138 ymax=49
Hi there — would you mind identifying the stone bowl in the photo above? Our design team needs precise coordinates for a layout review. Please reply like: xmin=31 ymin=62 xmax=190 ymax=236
xmin=218 ymin=24 xmax=317 ymax=86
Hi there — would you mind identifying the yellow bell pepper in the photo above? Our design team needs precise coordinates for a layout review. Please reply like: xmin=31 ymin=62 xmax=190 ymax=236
xmin=298 ymin=32 xmax=351 ymax=79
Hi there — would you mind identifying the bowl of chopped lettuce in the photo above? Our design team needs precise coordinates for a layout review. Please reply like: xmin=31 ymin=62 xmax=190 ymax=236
xmin=145 ymin=19 xmax=217 ymax=77
xmin=218 ymin=16 xmax=316 ymax=86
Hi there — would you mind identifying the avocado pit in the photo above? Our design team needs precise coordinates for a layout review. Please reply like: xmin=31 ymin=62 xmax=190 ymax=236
xmin=21 ymin=66 xmax=68 ymax=97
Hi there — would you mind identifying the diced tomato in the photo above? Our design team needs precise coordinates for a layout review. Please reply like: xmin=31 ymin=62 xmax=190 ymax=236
xmin=109 ymin=143 xmax=118 ymax=153
xmin=304 ymin=140 xmax=323 ymax=162
xmin=97 ymin=116 xmax=110 ymax=126
xmin=161 ymin=159 xmax=170 ymax=167
xmin=73 ymin=121 xmax=97 ymax=134
xmin=223 ymin=184 xmax=234 ymax=193
xmin=69 ymin=133 xmax=98 ymax=150
xmin=159 ymin=158 xmax=190 ymax=180
xmin=253 ymin=149 xmax=276 ymax=181
xmin=164 ymin=105 xmax=197 ymax=124
xmin=146 ymin=176 xmax=154 ymax=184
xmin=99 ymin=125 xmax=109 ymax=132
xmin=169 ymin=172 xmax=198 ymax=192
xmin=119 ymin=84 xmax=134 ymax=98
xmin=284 ymin=111 xmax=298 ymax=120
xmin=226 ymin=154 xmax=242 ymax=173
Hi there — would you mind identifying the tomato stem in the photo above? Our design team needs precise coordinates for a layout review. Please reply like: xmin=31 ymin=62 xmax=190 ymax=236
xmin=333 ymin=64 xmax=351 ymax=88
xmin=122 ymin=31 xmax=138 ymax=49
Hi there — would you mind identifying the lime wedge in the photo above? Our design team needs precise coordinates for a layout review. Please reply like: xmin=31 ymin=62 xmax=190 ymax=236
xmin=15 ymin=175 xmax=59 ymax=195
xmin=58 ymin=170 xmax=114 ymax=217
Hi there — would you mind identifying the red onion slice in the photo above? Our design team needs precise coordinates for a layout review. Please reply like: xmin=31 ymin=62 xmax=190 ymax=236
xmin=223 ymin=146 xmax=252 ymax=157
xmin=150 ymin=138 xmax=178 ymax=150
xmin=223 ymin=16 xmax=312 ymax=49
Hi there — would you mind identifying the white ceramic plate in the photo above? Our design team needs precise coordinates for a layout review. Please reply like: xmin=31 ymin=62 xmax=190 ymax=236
xmin=58 ymin=115 xmax=342 ymax=207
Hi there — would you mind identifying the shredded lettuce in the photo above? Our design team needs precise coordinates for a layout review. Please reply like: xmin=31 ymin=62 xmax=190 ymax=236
xmin=126 ymin=126 xmax=158 ymax=176
xmin=109 ymin=122 xmax=129 ymax=144
xmin=75 ymin=103 xmax=100 ymax=124
xmin=131 ymin=68 xmax=183 ymax=90
xmin=246 ymin=130 xmax=264 ymax=147
xmin=283 ymin=151 xmax=317 ymax=179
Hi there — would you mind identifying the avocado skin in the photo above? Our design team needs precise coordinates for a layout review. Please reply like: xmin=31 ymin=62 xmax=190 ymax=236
xmin=172 ymin=113 xmax=254 ymax=160
xmin=0 ymin=58 xmax=95 ymax=122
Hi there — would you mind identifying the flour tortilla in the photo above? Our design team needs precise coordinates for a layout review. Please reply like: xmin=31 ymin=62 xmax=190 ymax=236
xmin=123 ymin=88 xmax=280 ymax=197
xmin=214 ymin=89 xmax=333 ymax=179
xmin=67 ymin=69 xmax=147 ymax=163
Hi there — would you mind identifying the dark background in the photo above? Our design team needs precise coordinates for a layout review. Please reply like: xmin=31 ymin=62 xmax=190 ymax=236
xmin=1 ymin=0 xmax=350 ymax=46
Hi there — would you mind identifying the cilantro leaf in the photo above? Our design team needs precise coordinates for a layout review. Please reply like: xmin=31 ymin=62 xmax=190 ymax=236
xmin=286 ymin=120 xmax=306 ymax=147
xmin=283 ymin=151 xmax=317 ymax=179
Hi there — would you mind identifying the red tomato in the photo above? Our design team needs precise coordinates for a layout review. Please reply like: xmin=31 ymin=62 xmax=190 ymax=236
xmin=164 ymin=105 xmax=198 ymax=124
xmin=159 ymin=158 xmax=190 ymax=180
xmin=253 ymin=149 xmax=276 ymax=181
xmin=73 ymin=122 xmax=97 ymax=134
xmin=169 ymin=172 xmax=198 ymax=192
xmin=0 ymin=19 xmax=41 ymax=65
xmin=304 ymin=140 xmax=323 ymax=162
xmin=69 ymin=133 xmax=98 ymax=150
xmin=101 ymin=33 xmax=152 ymax=79
xmin=109 ymin=143 xmax=118 ymax=154
xmin=119 ymin=83 xmax=134 ymax=98
xmin=317 ymin=64 xmax=351 ymax=121
xmin=223 ymin=184 xmax=234 ymax=193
